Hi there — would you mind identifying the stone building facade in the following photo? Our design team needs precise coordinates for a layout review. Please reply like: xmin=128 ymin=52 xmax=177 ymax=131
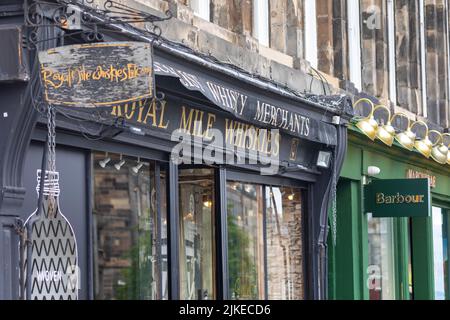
xmin=118 ymin=0 xmax=449 ymax=129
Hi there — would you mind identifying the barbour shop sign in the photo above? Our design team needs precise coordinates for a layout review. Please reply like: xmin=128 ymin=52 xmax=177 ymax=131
xmin=364 ymin=179 xmax=431 ymax=218
xmin=38 ymin=42 xmax=153 ymax=107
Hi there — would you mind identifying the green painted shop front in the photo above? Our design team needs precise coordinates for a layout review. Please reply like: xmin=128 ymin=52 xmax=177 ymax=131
xmin=328 ymin=128 xmax=450 ymax=300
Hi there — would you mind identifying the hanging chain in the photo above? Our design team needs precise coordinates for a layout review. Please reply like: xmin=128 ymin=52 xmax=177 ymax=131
xmin=46 ymin=105 xmax=57 ymax=215
xmin=47 ymin=105 xmax=57 ymax=173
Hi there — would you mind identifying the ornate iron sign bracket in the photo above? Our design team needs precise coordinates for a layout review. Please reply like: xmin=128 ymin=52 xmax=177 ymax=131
xmin=24 ymin=0 xmax=173 ymax=48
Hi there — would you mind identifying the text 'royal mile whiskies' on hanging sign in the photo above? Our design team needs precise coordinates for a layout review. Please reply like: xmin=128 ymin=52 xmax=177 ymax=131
xmin=38 ymin=42 xmax=154 ymax=107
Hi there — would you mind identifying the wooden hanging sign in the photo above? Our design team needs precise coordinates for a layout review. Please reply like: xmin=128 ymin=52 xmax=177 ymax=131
xmin=38 ymin=42 xmax=153 ymax=107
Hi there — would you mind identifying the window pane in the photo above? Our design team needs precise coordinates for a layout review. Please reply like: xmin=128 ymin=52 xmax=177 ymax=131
xmin=367 ymin=216 xmax=396 ymax=300
xmin=432 ymin=206 xmax=445 ymax=300
xmin=179 ymin=168 xmax=215 ymax=300
xmin=266 ymin=186 xmax=304 ymax=299
xmin=227 ymin=182 xmax=265 ymax=300
xmin=93 ymin=153 xmax=165 ymax=300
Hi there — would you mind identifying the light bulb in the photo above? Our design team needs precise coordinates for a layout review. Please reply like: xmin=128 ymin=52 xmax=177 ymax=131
xmin=114 ymin=159 xmax=126 ymax=170
xmin=99 ymin=157 xmax=111 ymax=168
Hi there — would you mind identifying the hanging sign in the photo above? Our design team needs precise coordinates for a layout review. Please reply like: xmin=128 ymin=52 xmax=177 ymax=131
xmin=38 ymin=42 xmax=153 ymax=107
xmin=364 ymin=178 xmax=431 ymax=218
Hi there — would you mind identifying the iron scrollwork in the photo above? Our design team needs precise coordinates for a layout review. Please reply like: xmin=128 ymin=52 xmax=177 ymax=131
xmin=24 ymin=0 xmax=173 ymax=48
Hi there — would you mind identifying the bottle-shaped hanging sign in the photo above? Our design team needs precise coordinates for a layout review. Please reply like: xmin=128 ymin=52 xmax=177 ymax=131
xmin=24 ymin=170 xmax=79 ymax=300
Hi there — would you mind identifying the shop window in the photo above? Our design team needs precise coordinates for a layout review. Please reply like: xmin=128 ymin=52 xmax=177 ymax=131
xmin=92 ymin=152 xmax=168 ymax=300
xmin=432 ymin=206 xmax=449 ymax=300
xmin=265 ymin=186 xmax=304 ymax=300
xmin=367 ymin=216 xmax=396 ymax=300
xmin=227 ymin=182 xmax=304 ymax=300
xmin=227 ymin=182 xmax=265 ymax=300
xmin=178 ymin=168 xmax=216 ymax=300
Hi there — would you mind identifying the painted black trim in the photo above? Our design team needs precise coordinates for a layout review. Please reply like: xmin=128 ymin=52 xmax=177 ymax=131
xmin=86 ymin=151 xmax=94 ymax=300
xmin=155 ymin=162 xmax=163 ymax=299
xmin=215 ymin=166 xmax=229 ymax=299
xmin=262 ymin=186 xmax=268 ymax=300
xmin=167 ymin=162 xmax=179 ymax=299
xmin=226 ymin=170 xmax=310 ymax=189
xmin=31 ymin=124 xmax=168 ymax=163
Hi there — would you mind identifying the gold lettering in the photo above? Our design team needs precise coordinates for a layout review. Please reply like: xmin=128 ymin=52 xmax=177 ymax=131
xmin=205 ymin=113 xmax=216 ymax=140
xmin=158 ymin=100 xmax=169 ymax=129
xmin=376 ymin=193 xmax=385 ymax=204
xmin=136 ymin=100 xmax=145 ymax=123
xmin=143 ymin=100 xmax=157 ymax=126
xmin=180 ymin=106 xmax=194 ymax=133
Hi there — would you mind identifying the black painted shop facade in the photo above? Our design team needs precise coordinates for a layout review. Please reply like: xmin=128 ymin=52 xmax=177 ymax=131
xmin=0 ymin=5 xmax=352 ymax=300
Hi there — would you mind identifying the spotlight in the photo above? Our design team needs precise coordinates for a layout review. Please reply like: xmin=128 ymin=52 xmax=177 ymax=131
xmin=374 ymin=105 xmax=395 ymax=146
xmin=203 ymin=194 xmax=212 ymax=208
xmin=367 ymin=166 xmax=381 ymax=176
xmin=430 ymin=131 xmax=449 ymax=164
xmin=353 ymin=98 xmax=378 ymax=141
xmin=316 ymin=151 xmax=332 ymax=169
xmin=412 ymin=121 xmax=432 ymax=158
xmin=287 ymin=188 xmax=295 ymax=201
xmin=114 ymin=155 xmax=126 ymax=170
xmin=99 ymin=153 xmax=111 ymax=168
xmin=132 ymin=157 xmax=144 ymax=174
xmin=394 ymin=114 xmax=416 ymax=151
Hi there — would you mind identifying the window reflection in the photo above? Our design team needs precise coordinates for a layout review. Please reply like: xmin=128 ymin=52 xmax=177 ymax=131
xmin=266 ymin=187 xmax=304 ymax=300
xmin=367 ymin=216 xmax=396 ymax=300
xmin=227 ymin=182 xmax=265 ymax=300
xmin=227 ymin=182 xmax=304 ymax=300
xmin=93 ymin=152 xmax=167 ymax=300
xmin=179 ymin=168 xmax=215 ymax=300
xmin=432 ymin=207 xmax=447 ymax=300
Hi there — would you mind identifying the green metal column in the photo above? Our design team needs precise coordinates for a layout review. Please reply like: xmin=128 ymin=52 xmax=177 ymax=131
xmin=331 ymin=179 xmax=368 ymax=299
xmin=395 ymin=218 xmax=411 ymax=300
xmin=411 ymin=216 xmax=435 ymax=299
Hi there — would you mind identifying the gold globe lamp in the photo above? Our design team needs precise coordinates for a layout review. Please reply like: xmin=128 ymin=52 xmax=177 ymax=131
xmin=353 ymin=98 xmax=378 ymax=141
xmin=374 ymin=105 xmax=395 ymax=146
xmin=394 ymin=114 xmax=416 ymax=151
xmin=412 ymin=121 xmax=433 ymax=158
xmin=429 ymin=131 xmax=448 ymax=164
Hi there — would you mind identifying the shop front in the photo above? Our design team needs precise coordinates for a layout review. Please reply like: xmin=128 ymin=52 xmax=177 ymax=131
xmin=329 ymin=128 xmax=450 ymax=300
xmin=0 ymin=6 xmax=352 ymax=300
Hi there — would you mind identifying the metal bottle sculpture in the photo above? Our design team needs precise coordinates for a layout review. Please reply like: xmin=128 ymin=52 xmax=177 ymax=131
xmin=23 ymin=106 xmax=79 ymax=300
xmin=24 ymin=170 xmax=79 ymax=300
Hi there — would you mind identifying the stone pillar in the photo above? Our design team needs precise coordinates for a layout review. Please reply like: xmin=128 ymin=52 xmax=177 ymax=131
xmin=286 ymin=0 xmax=304 ymax=58
xmin=425 ymin=0 xmax=449 ymax=126
xmin=269 ymin=0 xmax=288 ymax=53
xmin=316 ymin=0 xmax=334 ymax=75
xmin=332 ymin=0 xmax=349 ymax=81
xmin=360 ymin=0 xmax=389 ymax=100
xmin=395 ymin=0 xmax=422 ymax=114
xmin=210 ymin=0 xmax=252 ymax=35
